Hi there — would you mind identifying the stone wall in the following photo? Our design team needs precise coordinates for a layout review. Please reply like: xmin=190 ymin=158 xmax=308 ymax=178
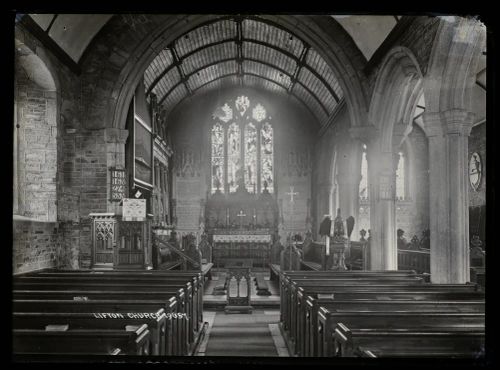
xmin=15 ymin=56 xmax=58 ymax=222
xmin=13 ymin=220 xmax=60 ymax=274
xmin=14 ymin=23 xmax=106 ymax=272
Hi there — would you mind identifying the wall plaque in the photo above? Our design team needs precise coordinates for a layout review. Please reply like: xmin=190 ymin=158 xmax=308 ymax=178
xmin=110 ymin=168 xmax=126 ymax=202
xmin=123 ymin=198 xmax=146 ymax=221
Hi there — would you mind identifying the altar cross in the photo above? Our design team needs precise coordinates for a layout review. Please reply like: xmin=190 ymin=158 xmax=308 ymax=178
xmin=286 ymin=186 xmax=299 ymax=203
xmin=236 ymin=209 xmax=247 ymax=228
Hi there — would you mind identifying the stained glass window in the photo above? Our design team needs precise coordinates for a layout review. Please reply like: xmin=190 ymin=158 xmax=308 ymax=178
xmin=359 ymin=145 xmax=368 ymax=201
xmin=261 ymin=122 xmax=273 ymax=193
xmin=211 ymin=123 xmax=225 ymax=193
xmin=252 ymin=104 xmax=266 ymax=122
xmin=227 ymin=122 xmax=241 ymax=193
xmin=244 ymin=122 xmax=257 ymax=193
xmin=210 ymin=96 xmax=274 ymax=194
xmin=396 ymin=151 xmax=405 ymax=200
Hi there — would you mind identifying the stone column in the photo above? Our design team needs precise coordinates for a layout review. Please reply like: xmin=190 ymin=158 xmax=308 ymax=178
xmin=351 ymin=126 xmax=397 ymax=270
xmin=104 ymin=128 xmax=129 ymax=215
xmin=367 ymin=146 xmax=398 ymax=270
xmin=336 ymin=140 xmax=362 ymax=239
xmin=424 ymin=110 xmax=472 ymax=283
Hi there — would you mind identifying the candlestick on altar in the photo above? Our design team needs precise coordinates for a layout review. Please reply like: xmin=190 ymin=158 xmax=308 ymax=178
xmin=226 ymin=208 xmax=230 ymax=226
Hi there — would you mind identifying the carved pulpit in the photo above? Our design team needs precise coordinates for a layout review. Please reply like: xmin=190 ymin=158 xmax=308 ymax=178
xmin=205 ymin=179 xmax=278 ymax=269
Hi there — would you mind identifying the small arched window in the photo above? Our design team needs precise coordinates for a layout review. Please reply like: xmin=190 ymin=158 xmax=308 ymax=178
xmin=395 ymin=151 xmax=406 ymax=201
xmin=359 ymin=144 xmax=369 ymax=201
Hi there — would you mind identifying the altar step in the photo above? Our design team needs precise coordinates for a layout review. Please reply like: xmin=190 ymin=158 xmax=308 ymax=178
xmin=204 ymin=298 xmax=280 ymax=310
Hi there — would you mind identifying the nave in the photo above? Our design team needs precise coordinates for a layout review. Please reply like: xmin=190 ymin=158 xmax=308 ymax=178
xmin=13 ymin=13 xmax=488 ymax=364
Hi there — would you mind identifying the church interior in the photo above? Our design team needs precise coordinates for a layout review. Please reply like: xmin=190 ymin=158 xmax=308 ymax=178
xmin=12 ymin=14 xmax=488 ymax=361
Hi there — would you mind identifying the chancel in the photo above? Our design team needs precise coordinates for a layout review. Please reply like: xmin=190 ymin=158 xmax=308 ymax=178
xmin=12 ymin=13 xmax=487 ymax=363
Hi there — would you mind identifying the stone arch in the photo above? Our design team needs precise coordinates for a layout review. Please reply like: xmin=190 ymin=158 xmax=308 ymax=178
xmin=368 ymin=46 xmax=424 ymax=152
xmin=14 ymin=38 xmax=60 ymax=221
xmin=79 ymin=14 xmax=370 ymax=132
xmin=424 ymin=17 xmax=486 ymax=115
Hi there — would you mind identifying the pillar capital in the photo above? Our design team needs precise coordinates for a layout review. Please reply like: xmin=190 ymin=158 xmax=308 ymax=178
xmin=423 ymin=109 xmax=474 ymax=137
xmin=104 ymin=128 xmax=129 ymax=144
xmin=349 ymin=125 xmax=380 ymax=144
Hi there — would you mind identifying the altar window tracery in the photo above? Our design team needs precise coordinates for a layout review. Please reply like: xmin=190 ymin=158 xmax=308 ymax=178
xmin=211 ymin=96 xmax=274 ymax=194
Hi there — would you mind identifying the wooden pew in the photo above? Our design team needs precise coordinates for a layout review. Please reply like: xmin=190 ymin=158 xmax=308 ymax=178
xmin=333 ymin=323 xmax=484 ymax=357
xmin=281 ymin=277 xmax=426 ymax=346
xmin=291 ymin=284 xmax=481 ymax=356
xmin=13 ymin=299 xmax=188 ymax=356
xmin=13 ymin=279 xmax=199 ymax=334
xmin=311 ymin=300 xmax=484 ymax=357
xmin=279 ymin=271 xmax=480 ymax=356
xmin=12 ymin=288 xmax=195 ymax=347
xmin=14 ymin=273 xmax=202 ymax=341
xmin=13 ymin=324 xmax=151 ymax=355
xmin=13 ymin=311 xmax=168 ymax=356
xmin=300 ymin=288 xmax=484 ymax=357
xmin=18 ymin=270 xmax=205 ymax=330
xmin=317 ymin=310 xmax=485 ymax=357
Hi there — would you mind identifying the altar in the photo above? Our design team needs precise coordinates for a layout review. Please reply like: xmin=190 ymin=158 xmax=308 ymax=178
xmin=205 ymin=180 xmax=278 ymax=270
xmin=211 ymin=230 xmax=272 ymax=268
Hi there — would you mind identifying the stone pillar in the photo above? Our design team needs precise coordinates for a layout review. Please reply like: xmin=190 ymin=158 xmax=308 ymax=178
xmin=104 ymin=128 xmax=129 ymax=215
xmin=425 ymin=110 xmax=472 ymax=283
xmin=367 ymin=146 xmax=398 ymax=270
xmin=336 ymin=140 xmax=362 ymax=239
xmin=351 ymin=126 xmax=397 ymax=270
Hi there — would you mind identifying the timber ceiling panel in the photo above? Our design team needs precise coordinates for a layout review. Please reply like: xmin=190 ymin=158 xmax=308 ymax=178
xmin=242 ymin=42 xmax=297 ymax=75
xmin=174 ymin=19 xmax=237 ymax=58
xmin=305 ymin=48 xmax=343 ymax=100
xmin=182 ymin=43 xmax=238 ymax=75
xmin=292 ymin=82 xmax=329 ymax=124
xmin=196 ymin=75 xmax=241 ymax=96
xmin=151 ymin=67 xmax=181 ymax=102
xmin=144 ymin=49 xmax=174 ymax=89
xmin=187 ymin=60 xmax=238 ymax=91
xmin=297 ymin=68 xmax=337 ymax=113
xmin=243 ymin=75 xmax=288 ymax=95
xmin=242 ymin=60 xmax=292 ymax=88
xmin=162 ymin=84 xmax=188 ymax=114
xmin=144 ymin=16 xmax=346 ymax=128
xmin=241 ymin=19 xmax=305 ymax=58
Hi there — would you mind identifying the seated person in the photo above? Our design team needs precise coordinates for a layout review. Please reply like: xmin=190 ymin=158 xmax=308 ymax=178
xmin=470 ymin=235 xmax=485 ymax=267
xmin=397 ymin=229 xmax=409 ymax=249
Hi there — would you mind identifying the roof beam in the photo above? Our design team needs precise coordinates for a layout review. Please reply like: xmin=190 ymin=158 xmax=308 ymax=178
xmin=289 ymin=44 xmax=309 ymax=92
xmin=169 ymin=43 xmax=192 ymax=97
xmin=148 ymin=37 xmax=340 ymax=105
